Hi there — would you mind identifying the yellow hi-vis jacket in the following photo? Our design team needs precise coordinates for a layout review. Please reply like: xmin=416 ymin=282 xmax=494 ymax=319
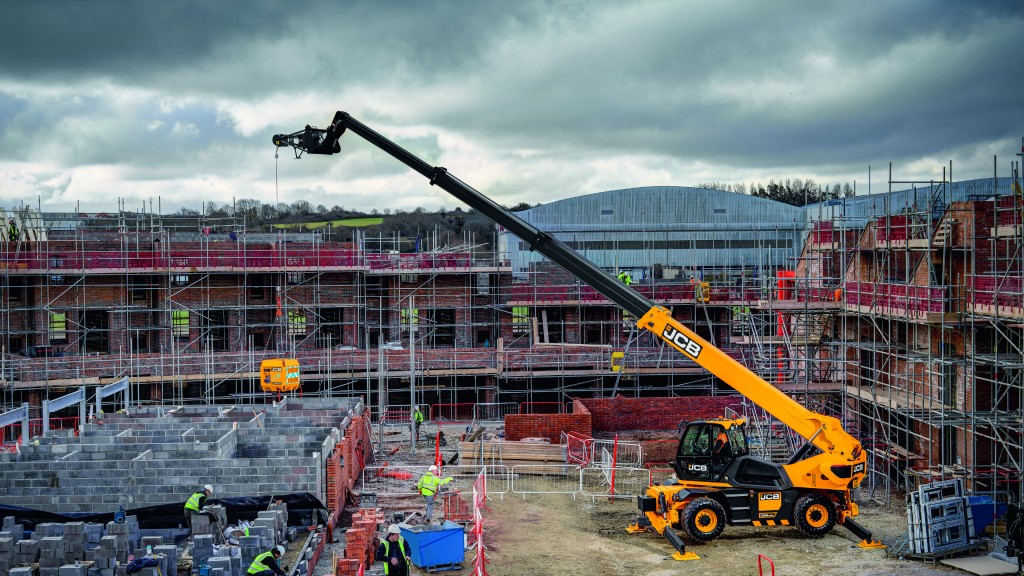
xmin=416 ymin=471 xmax=452 ymax=497
xmin=380 ymin=538 xmax=408 ymax=576
xmin=184 ymin=492 xmax=204 ymax=512
xmin=247 ymin=551 xmax=275 ymax=574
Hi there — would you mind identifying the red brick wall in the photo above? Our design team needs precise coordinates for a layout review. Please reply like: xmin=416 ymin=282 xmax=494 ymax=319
xmin=505 ymin=403 xmax=592 ymax=442
xmin=580 ymin=396 xmax=743 ymax=431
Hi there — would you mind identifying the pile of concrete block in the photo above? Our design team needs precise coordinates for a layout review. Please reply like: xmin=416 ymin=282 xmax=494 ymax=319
xmin=192 ymin=534 xmax=215 ymax=568
xmin=2 ymin=516 xmax=26 ymax=543
xmin=14 ymin=538 xmax=40 ymax=564
xmin=64 ymin=522 xmax=86 ymax=562
xmin=0 ymin=531 xmax=13 ymax=575
xmin=103 ymin=521 xmax=134 ymax=563
xmin=58 ymin=563 xmax=89 ymax=576
xmin=154 ymin=544 xmax=178 ymax=576
xmin=190 ymin=505 xmax=227 ymax=540
xmin=39 ymin=536 xmax=67 ymax=576
xmin=238 ymin=535 xmax=264 ymax=575
xmin=88 ymin=536 xmax=120 ymax=576
xmin=206 ymin=554 xmax=233 ymax=576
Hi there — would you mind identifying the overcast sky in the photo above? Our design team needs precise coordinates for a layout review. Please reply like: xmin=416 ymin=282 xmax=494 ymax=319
xmin=1 ymin=0 xmax=1021 ymax=214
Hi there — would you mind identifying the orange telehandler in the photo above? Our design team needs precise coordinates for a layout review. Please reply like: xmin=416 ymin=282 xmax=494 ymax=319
xmin=272 ymin=112 xmax=883 ymax=560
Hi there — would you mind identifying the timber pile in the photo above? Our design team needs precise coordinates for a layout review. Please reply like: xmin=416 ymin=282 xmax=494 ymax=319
xmin=459 ymin=440 xmax=568 ymax=473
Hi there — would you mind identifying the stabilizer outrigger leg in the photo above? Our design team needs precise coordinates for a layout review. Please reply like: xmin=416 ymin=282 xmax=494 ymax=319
xmin=844 ymin=517 xmax=886 ymax=549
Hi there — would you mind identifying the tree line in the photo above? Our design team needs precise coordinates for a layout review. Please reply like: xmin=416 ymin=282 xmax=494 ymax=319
xmin=696 ymin=179 xmax=855 ymax=206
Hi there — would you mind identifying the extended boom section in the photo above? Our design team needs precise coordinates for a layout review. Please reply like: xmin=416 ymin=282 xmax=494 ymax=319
xmin=273 ymin=112 xmax=883 ymax=556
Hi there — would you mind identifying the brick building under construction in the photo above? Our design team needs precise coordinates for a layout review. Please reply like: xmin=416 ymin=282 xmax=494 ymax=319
xmin=1 ymin=154 xmax=1022 ymax=505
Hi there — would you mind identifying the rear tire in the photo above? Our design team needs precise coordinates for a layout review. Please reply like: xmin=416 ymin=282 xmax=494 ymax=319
xmin=794 ymin=494 xmax=836 ymax=537
xmin=682 ymin=497 xmax=727 ymax=542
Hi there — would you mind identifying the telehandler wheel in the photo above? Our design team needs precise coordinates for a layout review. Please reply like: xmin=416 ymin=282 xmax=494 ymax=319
xmin=794 ymin=494 xmax=837 ymax=537
xmin=682 ymin=497 xmax=727 ymax=542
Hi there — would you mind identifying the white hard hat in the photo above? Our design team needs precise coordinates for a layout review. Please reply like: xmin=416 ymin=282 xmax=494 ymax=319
xmin=275 ymin=545 xmax=286 ymax=556
xmin=387 ymin=524 xmax=401 ymax=534
xmin=203 ymin=484 xmax=214 ymax=493
xmin=428 ymin=465 xmax=438 ymax=473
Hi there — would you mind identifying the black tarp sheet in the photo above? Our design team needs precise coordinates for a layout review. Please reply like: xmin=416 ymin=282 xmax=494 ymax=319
xmin=0 ymin=493 xmax=327 ymax=531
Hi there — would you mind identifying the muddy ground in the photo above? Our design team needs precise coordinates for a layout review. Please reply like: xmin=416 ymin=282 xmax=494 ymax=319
xmin=482 ymin=495 xmax=962 ymax=576
xmin=348 ymin=423 xmax=966 ymax=575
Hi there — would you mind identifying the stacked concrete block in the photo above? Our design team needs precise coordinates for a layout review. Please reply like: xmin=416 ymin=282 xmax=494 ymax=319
xmin=15 ymin=538 xmax=40 ymax=564
xmin=252 ymin=519 xmax=278 ymax=547
xmin=0 ymin=534 xmax=13 ymax=574
xmin=39 ymin=536 xmax=67 ymax=576
xmin=10 ymin=567 xmax=35 ymax=576
xmin=104 ymin=522 xmax=132 ymax=563
xmin=35 ymin=523 xmax=66 ymax=538
xmin=189 ymin=513 xmax=218 ymax=538
xmin=87 ymin=534 xmax=118 ymax=576
xmin=238 ymin=536 xmax=262 ymax=574
xmin=84 ymin=523 xmax=103 ymax=549
xmin=4 ymin=516 xmax=26 ymax=542
xmin=59 ymin=564 xmax=89 ymax=576
xmin=191 ymin=534 xmax=215 ymax=568
xmin=207 ymin=554 xmax=233 ymax=576
xmin=256 ymin=511 xmax=283 ymax=542
xmin=154 ymin=545 xmax=178 ymax=576
xmin=64 ymin=522 xmax=86 ymax=561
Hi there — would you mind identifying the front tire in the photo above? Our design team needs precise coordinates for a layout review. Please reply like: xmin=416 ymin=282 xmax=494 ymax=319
xmin=682 ymin=497 xmax=727 ymax=542
xmin=794 ymin=494 xmax=836 ymax=537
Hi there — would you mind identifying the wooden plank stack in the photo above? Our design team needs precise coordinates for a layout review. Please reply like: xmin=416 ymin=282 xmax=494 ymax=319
xmin=459 ymin=440 xmax=567 ymax=473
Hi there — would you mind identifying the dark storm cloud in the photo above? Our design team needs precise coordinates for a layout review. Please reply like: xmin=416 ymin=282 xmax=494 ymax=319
xmin=0 ymin=0 xmax=1020 ymax=212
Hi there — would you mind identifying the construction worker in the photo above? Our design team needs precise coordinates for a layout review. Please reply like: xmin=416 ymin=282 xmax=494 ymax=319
xmin=7 ymin=219 xmax=18 ymax=242
xmin=713 ymin=429 xmax=730 ymax=458
xmin=376 ymin=524 xmax=411 ymax=576
xmin=412 ymin=406 xmax=424 ymax=441
xmin=246 ymin=545 xmax=286 ymax=576
xmin=617 ymin=271 xmax=632 ymax=285
xmin=183 ymin=484 xmax=213 ymax=531
xmin=416 ymin=465 xmax=453 ymax=523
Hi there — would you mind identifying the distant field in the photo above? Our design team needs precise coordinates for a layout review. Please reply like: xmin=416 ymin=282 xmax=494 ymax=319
xmin=272 ymin=217 xmax=385 ymax=230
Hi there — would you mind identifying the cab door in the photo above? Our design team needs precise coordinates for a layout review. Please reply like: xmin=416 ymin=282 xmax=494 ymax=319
xmin=674 ymin=423 xmax=714 ymax=481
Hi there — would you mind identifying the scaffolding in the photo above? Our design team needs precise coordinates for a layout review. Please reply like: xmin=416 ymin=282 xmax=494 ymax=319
xmin=2 ymin=141 xmax=1023 ymax=513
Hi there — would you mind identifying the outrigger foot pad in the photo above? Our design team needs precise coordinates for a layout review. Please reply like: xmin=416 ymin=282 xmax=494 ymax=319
xmin=672 ymin=551 xmax=700 ymax=561
xmin=858 ymin=539 xmax=886 ymax=549
xmin=626 ymin=524 xmax=647 ymax=533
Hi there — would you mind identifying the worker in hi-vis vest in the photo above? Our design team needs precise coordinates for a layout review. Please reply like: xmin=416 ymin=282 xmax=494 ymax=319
xmin=413 ymin=406 xmax=424 ymax=441
xmin=376 ymin=524 xmax=411 ymax=576
xmin=183 ymin=484 xmax=213 ymax=531
xmin=247 ymin=545 xmax=286 ymax=576
xmin=417 ymin=465 xmax=453 ymax=523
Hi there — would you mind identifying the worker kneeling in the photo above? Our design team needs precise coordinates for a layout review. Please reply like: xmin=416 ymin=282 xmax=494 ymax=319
xmin=417 ymin=465 xmax=453 ymax=523
xmin=247 ymin=545 xmax=287 ymax=576
xmin=376 ymin=524 xmax=411 ymax=576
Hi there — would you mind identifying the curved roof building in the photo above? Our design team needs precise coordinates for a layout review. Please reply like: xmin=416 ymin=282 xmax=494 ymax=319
xmin=500 ymin=186 xmax=806 ymax=278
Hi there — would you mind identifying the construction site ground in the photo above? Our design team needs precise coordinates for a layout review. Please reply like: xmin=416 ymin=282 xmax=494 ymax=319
xmin=328 ymin=422 xmax=964 ymax=575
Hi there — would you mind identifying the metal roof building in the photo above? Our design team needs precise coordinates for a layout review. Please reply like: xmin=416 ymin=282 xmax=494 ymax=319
xmin=500 ymin=186 xmax=806 ymax=279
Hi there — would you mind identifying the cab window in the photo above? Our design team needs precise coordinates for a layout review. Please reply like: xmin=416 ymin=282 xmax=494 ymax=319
xmin=679 ymin=424 xmax=711 ymax=458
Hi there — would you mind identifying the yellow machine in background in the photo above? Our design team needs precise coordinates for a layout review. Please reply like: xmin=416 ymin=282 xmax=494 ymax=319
xmin=260 ymin=358 xmax=301 ymax=393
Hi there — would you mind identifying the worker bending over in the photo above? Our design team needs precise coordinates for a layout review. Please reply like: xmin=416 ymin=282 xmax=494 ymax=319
xmin=376 ymin=525 xmax=411 ymax=576
xmin=183 ymin=484 xmax=214 ymax=532
xmin=416 ymin=465 xmax=453 ymax=523
xmin=247 ymin=545 xmax=286 ymax=576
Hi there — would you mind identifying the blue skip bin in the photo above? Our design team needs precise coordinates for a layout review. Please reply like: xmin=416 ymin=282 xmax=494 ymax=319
xmin=967 ymin=495 xmax=1008 ymax=536
xmin=400 ymin=521 xmax=465 ymax=572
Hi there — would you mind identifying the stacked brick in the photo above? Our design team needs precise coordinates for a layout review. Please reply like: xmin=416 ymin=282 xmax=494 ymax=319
xmin=504 ymin=412 xmax=592 ymax=443
xmin=579 ymin=396 xmax=744 ymax=431
xmin=340 ymin=508 xmax=383 ymax=574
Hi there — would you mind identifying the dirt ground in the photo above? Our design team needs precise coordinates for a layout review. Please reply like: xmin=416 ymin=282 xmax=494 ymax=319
xmin=479 ymin=495 xmax=963 ymax=576
xmin=352 ymin=424 xmax=967 ymax=575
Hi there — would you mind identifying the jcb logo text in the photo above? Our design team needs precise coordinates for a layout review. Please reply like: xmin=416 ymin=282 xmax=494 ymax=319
xmin=661 ymin=327 xmax=703 ymax=358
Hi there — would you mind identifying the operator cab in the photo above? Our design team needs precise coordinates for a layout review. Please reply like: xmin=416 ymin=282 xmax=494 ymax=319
xmin=672 ymin=419 xmax=748 ymax=481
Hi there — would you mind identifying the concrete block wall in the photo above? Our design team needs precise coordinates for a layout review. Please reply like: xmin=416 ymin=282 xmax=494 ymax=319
xmin=0 ymin=399 xmax=362 ymax=514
